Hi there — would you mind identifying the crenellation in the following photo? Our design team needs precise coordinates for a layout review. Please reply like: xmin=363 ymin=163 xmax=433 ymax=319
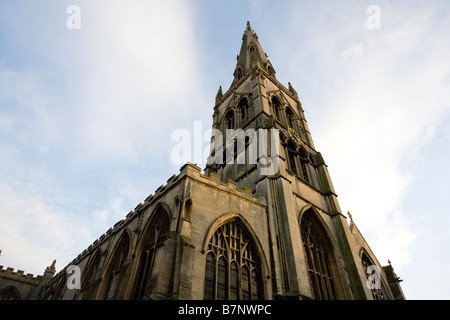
xmin=167 ymin=174 xmax=178 ymax=184
xmin=155 ymin=185 xmax=165 ymax=194
xmin=0 ymin=266 xmax=42 ymax=284
xmin=135 ymin=203 xmax=143 ymax=212
xmin=227 ymin=179 xmax=238 ymax=189
xmin=243 ymin=186 xmax=253 ymax=196
xmin=113 ymin=219 xmax=124 ymax=229
xmin=145 ymin=194 xmax=153 ymax=203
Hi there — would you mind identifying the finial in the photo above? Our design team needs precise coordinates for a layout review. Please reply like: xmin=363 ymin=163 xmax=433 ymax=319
xmin=46 ymin=260 xmax=56 ymax=271
xmin=347 ymin=211 xmax=353 ymax=220
xmin=215 ymin=86 xmax=223 ymax=103
xmin=288 ymin=82 xmax=298 ymax=97
xmin=44 ymin=259 xmax=56 ymax=276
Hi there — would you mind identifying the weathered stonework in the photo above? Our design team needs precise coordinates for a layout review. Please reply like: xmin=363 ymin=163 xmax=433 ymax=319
xmin=0 ymin=22 xmax=405 ymax=301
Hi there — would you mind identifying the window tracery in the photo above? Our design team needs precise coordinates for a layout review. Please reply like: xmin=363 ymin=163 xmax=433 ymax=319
xmin=300 ymin=213 xmax=336 ymax=300
xmin=134 ymin=208 xmax=170 ymax=300
xmin=203 ymin=218 xmax=263 ymax=300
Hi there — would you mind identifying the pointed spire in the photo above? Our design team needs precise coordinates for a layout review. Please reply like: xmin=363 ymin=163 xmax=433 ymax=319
xmin=44 ymin=260 xmax=56 ymax=275
xmin=288 ymin=82 xmax=298 ymax=97
xmin=215 ymin=86 xmax=223 ymax=104
xmin=347 ymin=211 xmax=354 ymax=222
xmin=347 ymin=211 xmax=355 ymax=229
xmin=232 ymin=22 xmax=275 ymax=85
xmin=38 ymin=260 xmax=56 ymax=290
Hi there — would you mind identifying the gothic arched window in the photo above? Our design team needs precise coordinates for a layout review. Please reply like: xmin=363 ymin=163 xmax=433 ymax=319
xmin=286 ymin=108 xmax=295 ymax=129
xmin=103 ymin=232 xmax=130 ymax=300
xmin=286 ymin=142 xmax=298 ymax=176
xmin=134 ymin=207 xmax=170 ymax=300
xmin=203 ymin=218 xmax=263 ymax=300
xmin=0 ymin=287 xmax=20 ymax=300
xmin=236 ymin=67 xmax=243 ymax=80
xmin=300 ymin=212 xmax=337 ymax=300
xmin=299 ymin=148 xmax=310 ymax=183
xmin=52 ymin=276 xmax=67 ymax=300
xmin=238 ymin=98 xmax=249 ymax=122
xmin=81 ymin=250 xmax=101 ymax=292
xmin=225 ymin=110 xmax=235 ymax=130
xmin=271 ymin=97 xmax=281 ymax=121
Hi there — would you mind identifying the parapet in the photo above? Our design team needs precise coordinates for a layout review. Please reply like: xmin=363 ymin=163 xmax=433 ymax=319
xmin=0 ymin=265 xmax=42 ymax=285
xmin=48 ymin=162 xmax=266 ymax=279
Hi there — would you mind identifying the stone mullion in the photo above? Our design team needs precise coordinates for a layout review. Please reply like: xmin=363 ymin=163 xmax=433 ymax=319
xmin=320 ymin=250 xmax=335 ymax=300
xmin=314 ymin=246 xmax=329 ymax=300
xmin=306 ymin=234 xmax=322 ymax=299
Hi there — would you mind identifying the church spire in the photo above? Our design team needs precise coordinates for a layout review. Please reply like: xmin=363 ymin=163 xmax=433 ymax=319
xmin=232 ymin=22 xmax=275 ymax=86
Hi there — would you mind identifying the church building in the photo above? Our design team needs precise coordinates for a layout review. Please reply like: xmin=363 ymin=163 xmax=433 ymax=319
xmin=0 ymin=22 xmax=404 ymax=300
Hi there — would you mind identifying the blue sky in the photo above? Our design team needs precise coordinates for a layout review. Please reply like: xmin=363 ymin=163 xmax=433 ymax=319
xmin=1 ymin=1 xmax=449 ymax=300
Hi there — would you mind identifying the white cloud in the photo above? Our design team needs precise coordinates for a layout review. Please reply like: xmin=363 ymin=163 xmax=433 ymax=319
xmin=0 ymin=173 xmax=94 ymax=275
xmin=66 ymin=0 xmax=207 ymax=165
xmin=0 ymin=69 xmax=91 ymax=274
xmin=308 ymin=4 xmax=450 ymax=269
xmin=341 ymin=42 xmax=364 ymax=63
xmin=2 ymin=2 xmax=449 ymax=296
xmin=0 ymin=0 xmax=204 ymax=275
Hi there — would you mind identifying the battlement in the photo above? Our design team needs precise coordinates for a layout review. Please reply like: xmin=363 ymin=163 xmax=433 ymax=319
xmin=59 ymin=164 xmax=187 ymax=268
xmin=196 ymin=168 xmax=267 ymax=206
xmin=0 ymin=265 xmax=42 ymax=284
xmin=59 ymin=162 xmax=266 ymax=273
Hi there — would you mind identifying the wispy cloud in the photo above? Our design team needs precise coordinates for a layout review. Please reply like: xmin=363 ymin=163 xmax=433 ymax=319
xmin=0 ymin=0 xmax=205 ymax=274
xmin=60 ymin=0 xmax=207 ymax=164
xmin=1 ymin=2 xmax=449 ymax=300
xmin=341 ymin=42 xmax=364 ymax=63
xmin=290 ymin=3 xmax=450 ymax=269
xmin=0 ymin=177 xmax=93 ymax=275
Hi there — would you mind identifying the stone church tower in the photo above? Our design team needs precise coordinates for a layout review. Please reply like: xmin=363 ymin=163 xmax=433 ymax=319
xmin=0 ymin=22 xmax=404 ymax=300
